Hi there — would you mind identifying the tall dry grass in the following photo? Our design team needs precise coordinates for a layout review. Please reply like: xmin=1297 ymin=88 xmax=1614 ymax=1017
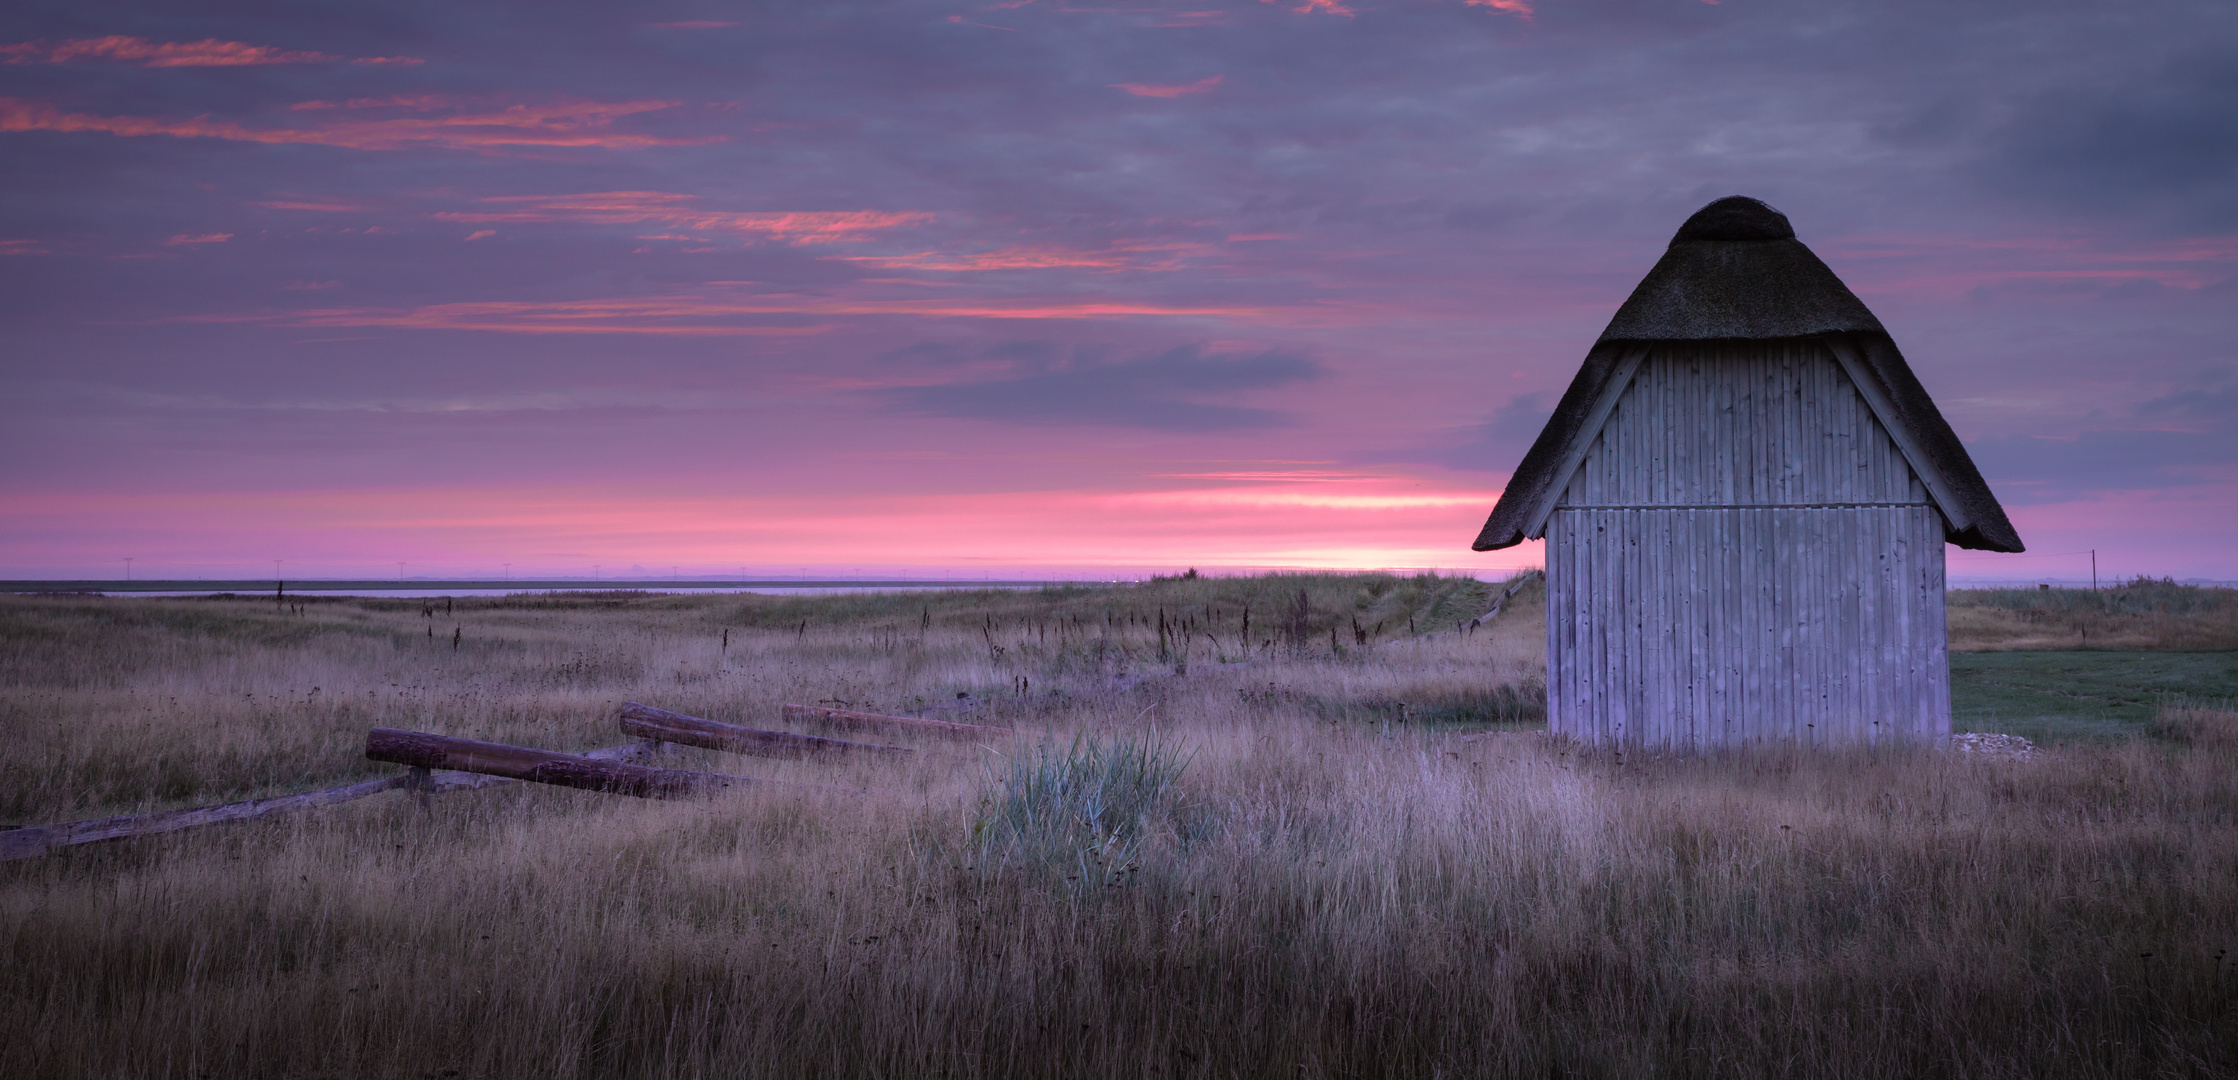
xmin=4 ymin=576 xmax=2236 ymax=1078
xmin=1950 ymin=579 xmax=2238 ymax=651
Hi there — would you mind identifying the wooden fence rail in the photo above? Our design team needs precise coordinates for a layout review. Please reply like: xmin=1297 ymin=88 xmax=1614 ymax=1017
xmin=0 ymin=740 xmax=667 ymax=862
xmin=366 ymin=728 xmax=750 ymax=799
xmin=619 ymin=702 xmax=909 ymax=759
xmin=4 ymin=698 xmax=939 ymax=861
xmin=781 ymin=703 xmax=1011 ymax=742
xmin=1466 ymin=569 xmax=1544 ymax=634
xmin=0 ymin=776 xmax=407 ymax=862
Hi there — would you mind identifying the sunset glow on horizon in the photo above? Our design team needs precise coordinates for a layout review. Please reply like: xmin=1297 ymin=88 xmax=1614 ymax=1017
xmin=4 ymin=2 xmax=2234 ymax=582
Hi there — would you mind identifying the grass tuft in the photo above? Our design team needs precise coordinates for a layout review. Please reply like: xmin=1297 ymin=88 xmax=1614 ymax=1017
xmin=972 ymin=733 xmax=1196 ymax=885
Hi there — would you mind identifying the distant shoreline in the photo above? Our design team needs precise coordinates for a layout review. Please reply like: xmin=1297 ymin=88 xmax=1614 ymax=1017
xmin=1 ymin=579 xmax=1106 ymax=596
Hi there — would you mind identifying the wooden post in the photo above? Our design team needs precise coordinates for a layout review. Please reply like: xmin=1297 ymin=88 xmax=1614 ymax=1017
xmin=365 ymin=728 xmax=748 ymax=798
xmin=617 ymin=702 xmax=909 ymax=759
xmin=779 ymin=703 xmax=1010 ymax=742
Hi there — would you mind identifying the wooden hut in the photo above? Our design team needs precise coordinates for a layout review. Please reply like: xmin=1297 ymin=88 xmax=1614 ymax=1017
xmin=1472 ymin=196 xmax=2023 ymax=748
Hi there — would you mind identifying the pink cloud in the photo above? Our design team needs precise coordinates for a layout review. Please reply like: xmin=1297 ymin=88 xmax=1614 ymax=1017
xmin=164 ymin=232 xmax=233 ymax=245
xmin=0 ymin=96 xmax=717 ymax=153
xmin=464 ymin=230 xmax=496 ymax=241
xmin=945 ymin=16 xmax=1020 ymax=31
xmin=433 ymin=192 xmax=931 ymax=245
xmin=254 ymin=199 xmax=370 ymax=212
xmin=1464 ymin=0 xmax=1534 ymax=17
xmin=0 ymin=238 xmax=50 ymax=255
xmin=832 ymin=247 xmax=1133 ymax=271
xmin=835 ymin=238 xmax=1217 ymax=273
xmin=292 ymin=95 xmax=455 ymax=112
xmin=1113 ymin=74 xmax=1223 ymax=98
xmin=187 ymin=288 xmax=1306 ymax=335
xmin=1263 ymin=0 xmax=1354 ymax=16
xmin=0 ymin=35 xmax=420 ymax=67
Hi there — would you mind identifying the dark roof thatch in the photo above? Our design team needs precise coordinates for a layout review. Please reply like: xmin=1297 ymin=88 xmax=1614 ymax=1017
xmin=1472 ymin=196 xmax=2024 ymax=554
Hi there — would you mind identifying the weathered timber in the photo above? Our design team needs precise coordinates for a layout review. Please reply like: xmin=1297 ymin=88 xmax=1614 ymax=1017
xmin=1 ymin=775 xmax=406 ymax=861
xmin=1536 ymin=342 xmax=1952 ymax=748
xmin=779 ymin=703 xmax=1010 ymax=742
xmin=366 ymin=728 xmax=748 ymax=798
xmin=0 ymin=739 xmax=670 ymax=861
xmin=419 ymin=740 xmax=663 ymax=792
xmin=618 ymin=702 xmax=909 ymax=759
xmin=1466 ymin=570 xmax=1544 ymax=632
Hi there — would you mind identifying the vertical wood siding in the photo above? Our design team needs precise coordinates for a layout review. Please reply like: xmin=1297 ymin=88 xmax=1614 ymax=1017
xmin=1543 ymin=341 xmax=1950 ymax=747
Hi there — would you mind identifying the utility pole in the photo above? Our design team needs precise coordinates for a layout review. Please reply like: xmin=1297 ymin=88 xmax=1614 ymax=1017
xmin=123 ymin=557 xmax=132 ymax=582
xmin=2091 ymin=550 xmax=2098 ymax=592
xmin=503 ymin=562 xmax=511 ymax=583
xmin=397 ymin=562 xmax=405 ymax=583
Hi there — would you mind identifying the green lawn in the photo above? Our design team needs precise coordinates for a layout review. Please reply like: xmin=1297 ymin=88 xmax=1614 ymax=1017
xmin=1952 ymin=650 xmax=2238 ymax=744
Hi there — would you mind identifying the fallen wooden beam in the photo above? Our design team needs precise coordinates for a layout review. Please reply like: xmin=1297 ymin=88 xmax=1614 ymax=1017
xmin=366 ymin=728 xmax=749 ymax=799
xmin=780 ymin=703 xmax=1011 ymax=742
xmin=1 ymin=775 xmax=407 ymax=862
xmin=417 ymin=740 xmax=663 ymax=792
xmin=619 ymin=702 xmax=908 ymax=759
xmin=0 ymin=738 xmax=671 ymax=862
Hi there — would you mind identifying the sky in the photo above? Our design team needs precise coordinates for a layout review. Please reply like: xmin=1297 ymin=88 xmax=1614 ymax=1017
xmin=2 ymin=0 xmax=2233 ymax=582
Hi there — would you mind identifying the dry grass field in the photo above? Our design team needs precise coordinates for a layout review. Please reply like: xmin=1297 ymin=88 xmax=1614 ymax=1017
xmin=1949 ymin=578 xmax=2238 ymax=652
xmin=4 ymin=574 xmax=2237 ymax=1079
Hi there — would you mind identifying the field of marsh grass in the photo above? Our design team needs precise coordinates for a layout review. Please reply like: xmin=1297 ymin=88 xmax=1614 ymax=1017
xmin=1949 ymin=578 xmax=2238 ymax=652
xmin=5 ymin=573 xmax=2238 ymax=1078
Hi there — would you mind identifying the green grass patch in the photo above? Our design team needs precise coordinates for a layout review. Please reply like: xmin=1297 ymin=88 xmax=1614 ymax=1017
xmin=1952 ymin=650 xmax=2238 ymax=744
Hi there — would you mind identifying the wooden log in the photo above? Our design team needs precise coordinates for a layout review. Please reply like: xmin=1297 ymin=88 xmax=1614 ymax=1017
xmin=779 ymin=703 xmax=1010 ymax=742
xmin=618 ymin=702 xmax=908 ymax=759
xmin=418 ymin=739 xmax=662 ymax=791
xmin=0 ymin=775 xmax=407 ymax=862
xmin=365 ymin=728 xmax=748 ymax=799
xmin=0 ymin=738 xmax=673 ymax=862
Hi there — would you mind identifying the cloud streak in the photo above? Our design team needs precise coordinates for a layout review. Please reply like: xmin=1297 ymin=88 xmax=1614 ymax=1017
xmin=1269 ymin=0 xmax=1355 ymax=17
xmin=875 ymin=345 xmax=1323 ymax=431
xmin=1113 ymin=75 xmax=1223 ymax=98
xmin=833 ymin=237 xmax=1217 ymax=272
xmin=0 ymin=35 xmax=420 ymax=66
xmin=0 ymin=97 xmax=713 ymax=152
xmin=192 ymin=292 xmax=1299 ymax=335
xmin=1463 ymin=0 xmax=1535 ymax=19
xmin=430 ymin=192 xmax=930 ymax=244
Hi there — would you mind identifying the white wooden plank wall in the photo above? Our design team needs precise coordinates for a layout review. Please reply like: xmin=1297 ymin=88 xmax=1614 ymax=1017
xmin=1543 ymin=341 xmax=1950 ymax=748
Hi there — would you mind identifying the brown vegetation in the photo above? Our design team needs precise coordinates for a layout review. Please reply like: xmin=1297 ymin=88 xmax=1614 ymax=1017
xmin=4 ymin=576 xmax=2236 ymax=1078
xmin=2152 ymin=699 xmax=2238 ymax=752
xmin=1949 ymin=578 xmax=2238 ymax=651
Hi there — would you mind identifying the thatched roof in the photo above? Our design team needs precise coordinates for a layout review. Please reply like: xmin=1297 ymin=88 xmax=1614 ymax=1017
xmin=1472 ymin=197 xmax=2025 ymax=554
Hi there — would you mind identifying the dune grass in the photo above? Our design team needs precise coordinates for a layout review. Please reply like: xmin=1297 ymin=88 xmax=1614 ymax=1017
xmin=1949 ymin=579 xmax=2238 ymax=652
xmin=4 ymin=573 xmax=2237 ymax=1078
